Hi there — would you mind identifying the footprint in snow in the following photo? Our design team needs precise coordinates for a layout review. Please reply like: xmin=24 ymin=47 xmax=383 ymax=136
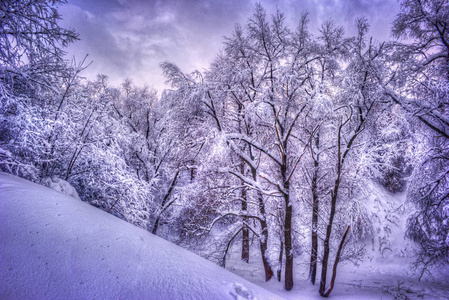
xmin=229 ymin=283 xmax=254 ymax=300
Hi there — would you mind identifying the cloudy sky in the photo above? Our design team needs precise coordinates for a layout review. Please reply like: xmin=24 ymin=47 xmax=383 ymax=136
xmin=59 ymin=0 xmax=400 ymax=92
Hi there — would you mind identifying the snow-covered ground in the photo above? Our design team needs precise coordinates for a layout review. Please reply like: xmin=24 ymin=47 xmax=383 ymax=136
xmin=225 ymin=247 xmax=449 ymax=300
xmin=223 ymin=182 xmax=449 ymax=300
xmin=1 ymin=172 xmax=448 ymax=300
xmin=0 ymin=173 xmax=282 ymax=300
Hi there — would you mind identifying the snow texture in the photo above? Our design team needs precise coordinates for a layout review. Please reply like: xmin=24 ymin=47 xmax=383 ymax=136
xmin=0 ymin=173 xmax=283 ymax=300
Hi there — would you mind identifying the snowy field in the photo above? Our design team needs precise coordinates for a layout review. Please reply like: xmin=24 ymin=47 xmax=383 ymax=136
xmin=225 ymin=248 xmax=449 ymax=300
xmin=0 ymin=173 xmax=281 ymax=300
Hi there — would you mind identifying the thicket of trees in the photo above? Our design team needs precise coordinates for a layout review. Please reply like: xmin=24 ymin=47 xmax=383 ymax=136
xmin=1 ymin=0 xmax=447 ymax=296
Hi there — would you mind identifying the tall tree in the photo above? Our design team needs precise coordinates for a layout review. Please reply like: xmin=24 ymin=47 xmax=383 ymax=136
xmin=316 ymin=18 xmax=388 ymax=297
xmin=385 ymin=0 xmax=449 ymax=276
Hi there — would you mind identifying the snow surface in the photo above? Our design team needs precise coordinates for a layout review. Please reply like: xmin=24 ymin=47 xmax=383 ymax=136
xmin=223 ymin=182 xmax=449 ymax=300
xmin=0 ymin=173 xmax=283 ymax=300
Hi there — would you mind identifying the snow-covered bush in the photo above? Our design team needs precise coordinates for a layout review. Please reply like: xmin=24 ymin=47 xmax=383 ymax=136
xmin=42 ymin=176 xmax=81 ymax=200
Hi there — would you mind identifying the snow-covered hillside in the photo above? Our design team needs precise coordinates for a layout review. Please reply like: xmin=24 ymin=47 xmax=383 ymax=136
xmin=0 ymin=173 xmax=283 ymax=300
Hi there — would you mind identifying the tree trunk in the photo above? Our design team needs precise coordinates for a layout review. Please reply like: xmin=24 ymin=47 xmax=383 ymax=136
xmin=322 ymin=226 xmax=350 ymax=297
xmin=284 ymin=193 xmax=293 ymax=291
xmin=222 ymin=227 xmax=244 ymax=267
xmin=259 ymin=224 xmax=273 ymax=281
xmin=310 ymin=196 xmax=319 ymax=285
xmin=319 ymin=223 xmax=331 ymax=295
xmin=241 ymin=185 xmax=250 ymax=263
xmin=152 ymin=215 xmax=162 ymax=236
xmin=152 ymin=170 xmax=180 ymax=235
xmin=282 ymin=163 xmax=293 ymax=291
xmin=310 ymin=133 xmax=320 ymax=285
xmin=252 ymin=168 xmax=274 ymax=281
xmin=310 ymin=197 xmax=319 ymax=285
xmin=258 ymin=191 xmax=273 ymax=281
xmin=237 ymin=102 xmax=250 ymax=263
xmin=320 ymin=119 xmax=346 ymax=295
xmin=319 ymin=188 xmax=339 ymax=295
xmin=277 ymin=238 xmax=284 ymax=281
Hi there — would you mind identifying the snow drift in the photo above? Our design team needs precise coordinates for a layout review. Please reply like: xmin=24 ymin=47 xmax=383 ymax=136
xmin=0 ymin=173 xmax=283 ymax=300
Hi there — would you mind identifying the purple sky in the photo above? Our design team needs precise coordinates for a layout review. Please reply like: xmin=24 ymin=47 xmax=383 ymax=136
xmin=59 ymin=0 xmax=400 ymax=92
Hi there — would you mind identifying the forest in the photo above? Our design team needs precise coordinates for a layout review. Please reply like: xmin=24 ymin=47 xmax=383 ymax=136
xmin=0 ymin=0 xmax=448 ymax=298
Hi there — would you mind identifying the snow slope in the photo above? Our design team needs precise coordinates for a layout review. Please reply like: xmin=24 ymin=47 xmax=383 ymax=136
xmin=0 ymin=173 xmax=283 ymax=300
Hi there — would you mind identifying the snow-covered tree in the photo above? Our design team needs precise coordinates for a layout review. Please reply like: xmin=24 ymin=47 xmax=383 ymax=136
xmin=0 ymin=0 xmax=78 ymax=94
xmin=1 ymin=0 xmax=79 ymax=180
xmin=383 ymin=0 xmax=449 ymax=276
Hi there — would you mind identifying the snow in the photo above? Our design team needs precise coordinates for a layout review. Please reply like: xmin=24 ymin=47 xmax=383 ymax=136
xmin=42 ymin=176 xmax=81 ymax=199
xmin=0 ymin=173 xmax=283 ymax=300
xmin=222 ymin=182 xmax=449 ymax=300
xmin=226 ymin=249 xmax=449 ymax=300
xmin=1 ymin=172 xmax=448 ymax=300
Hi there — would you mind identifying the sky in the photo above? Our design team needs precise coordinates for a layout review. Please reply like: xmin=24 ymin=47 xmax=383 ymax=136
xmin=58 ymin=0 xmax=401 ymax=92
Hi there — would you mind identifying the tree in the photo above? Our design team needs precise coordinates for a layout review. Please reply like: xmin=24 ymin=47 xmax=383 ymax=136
xmin=310 ymin=18 xmax=389 ymax=297
xmin=1 ymin=0 xmax=79 ymax=180
xmin=384 ymin=0 xmax=449 ymax=276
xmin=0 ymin=0 xmax=78 ymax=94
xmin=205 ymin=6 xmax=312 ymax=289
xmin=160 ymin=6 xmax=382 ymax=294
xmin=206 ymin=19 xmax=279 ymax=279
xmin=302 ymin=18 xmax=349 ymax=286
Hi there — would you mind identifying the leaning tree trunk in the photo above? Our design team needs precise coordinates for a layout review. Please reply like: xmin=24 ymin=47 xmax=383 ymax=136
xmin=258 ymin=196 xmax=273 ymax=281
xmin=320 ymin=123 xmax=343 ymax=295
xmin=319 ymin=189 xmax=337 ymax=295
xmin=321 ymin=225 xmax=350 ymax=297
xmin=259 ymin=219 xmax=273 ymax=281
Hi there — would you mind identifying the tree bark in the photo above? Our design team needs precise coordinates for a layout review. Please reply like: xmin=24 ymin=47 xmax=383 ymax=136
xmin=320 ymin=116 xmax=352 ymax=295
xmin=237 ymin=102 xmax=250 ymax=263
xmin=222 ymin=227 xmax=244 ymax=267
xmin=282 ymin=163 xmax=294 ymax=291
xmin=241 ymin=183 xmax=250 ymax=263
xmin=252 ymin=167 xmax=274 ymax=281
xmin=152 ymin=170 xmax=179 ymax=235
xmin=319 ymin=187 xmax=339 ymax=295
xmin=259 ymin=223 xmax=273 ymax=281
xmin=322 ymin=225 xmax=350 ymax=297
xmin=310 ymin=133 xmax=320 ymax=285
xmin=277 ymin=237 xmax=284 ymax=281
xmin=284 ymin=194 xmax=293 ymax=291
xmin=258 ymin=192 xmax=274 ymax=281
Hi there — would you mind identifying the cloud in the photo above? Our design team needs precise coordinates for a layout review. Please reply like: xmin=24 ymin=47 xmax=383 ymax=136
xmin=59 ymin=0 xmax=399 ymax=91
